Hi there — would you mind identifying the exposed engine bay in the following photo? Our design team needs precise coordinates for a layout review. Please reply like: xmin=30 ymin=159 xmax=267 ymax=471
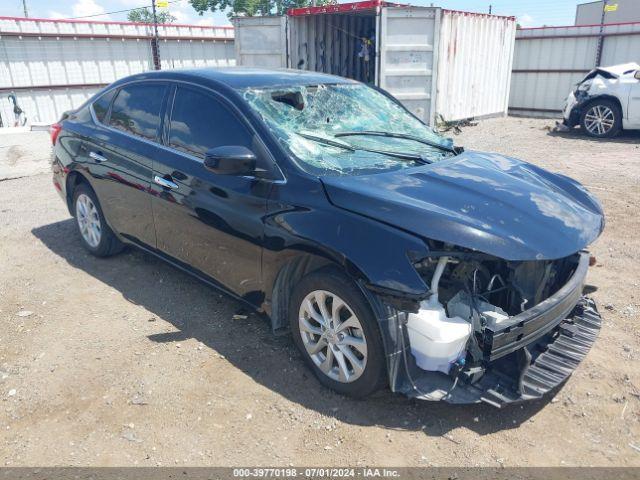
xmin=375 ymin=247 xmax=602 ymax=407
xmin=417 ymin=250 xmax=580 ymax=315
xmin=408 ymin=249 xmax=582 ymax=375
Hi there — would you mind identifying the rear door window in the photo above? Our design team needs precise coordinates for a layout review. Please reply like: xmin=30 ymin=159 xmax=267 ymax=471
xmin=168 ymin=86 xmax=253 ymax=158
xmin=92 ymin=89 xmax=116 ymax=123
xmin=109 ymin=83 xmax=166 ymax=141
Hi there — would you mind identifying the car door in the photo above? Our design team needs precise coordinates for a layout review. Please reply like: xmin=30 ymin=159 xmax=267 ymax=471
xmin=86 ymin=81 xmax=169 ymax=247
xmin=151 ymin=83 xmax=273 ymax=302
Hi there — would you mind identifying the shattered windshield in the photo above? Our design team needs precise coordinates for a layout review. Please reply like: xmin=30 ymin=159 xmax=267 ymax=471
xmin=241 ymin=83 xmax=455 ymax=176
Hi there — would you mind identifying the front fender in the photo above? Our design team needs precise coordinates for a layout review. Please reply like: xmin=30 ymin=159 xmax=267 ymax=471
xmin=261 ymin=175 xmax=431 ymax=325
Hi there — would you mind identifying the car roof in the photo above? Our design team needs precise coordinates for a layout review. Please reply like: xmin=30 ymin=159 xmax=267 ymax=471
xmin=117 ymin=67 xmax=356 ymax=90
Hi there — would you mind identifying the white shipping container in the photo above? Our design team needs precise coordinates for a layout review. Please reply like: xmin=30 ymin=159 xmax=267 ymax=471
xmin=233 ymin=1 xmax=516 ymax=125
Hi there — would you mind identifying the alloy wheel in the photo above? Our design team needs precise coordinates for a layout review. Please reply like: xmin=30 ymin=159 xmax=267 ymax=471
xmin=75 ymin=193 xmax=102 ymax=248
xmin=298 ymin=290 xmax=368 ymax=383
xmin=584 ymin=105 xmax=615 ymax=136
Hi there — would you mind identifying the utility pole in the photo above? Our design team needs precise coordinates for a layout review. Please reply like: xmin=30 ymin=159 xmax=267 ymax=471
xmin=150 ymin=0 xmax=161 ymax=70
xmin=22 ymin=0 xmax=29 ymax=17
xmin=595 ymin=0 xmax=608 ymax=67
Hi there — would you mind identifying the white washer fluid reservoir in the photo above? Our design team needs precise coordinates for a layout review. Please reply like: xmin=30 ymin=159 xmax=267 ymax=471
xmin=406 ymin=297 xmax=472 ymax=374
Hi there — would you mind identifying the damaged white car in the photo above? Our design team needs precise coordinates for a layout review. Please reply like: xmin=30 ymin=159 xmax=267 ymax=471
xmin=560 ymin=62 xmax=640 ymax=138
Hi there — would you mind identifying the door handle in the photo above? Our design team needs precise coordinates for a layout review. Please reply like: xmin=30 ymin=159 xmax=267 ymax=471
xmin=89 ymin=151 xmax=108 ymax=163
xmin=154 ymin=175 xmax=179 ymax=190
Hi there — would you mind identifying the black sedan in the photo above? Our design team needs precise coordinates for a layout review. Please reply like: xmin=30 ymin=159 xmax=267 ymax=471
xmin=51 ymin=68 xmax=604 ymax=406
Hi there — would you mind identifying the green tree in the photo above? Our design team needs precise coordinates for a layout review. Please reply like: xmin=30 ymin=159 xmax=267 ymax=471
xmin=189 ymin=0 xmax=334 ymax=19
xmin=127 ymin=7 xmax=177 ymax=24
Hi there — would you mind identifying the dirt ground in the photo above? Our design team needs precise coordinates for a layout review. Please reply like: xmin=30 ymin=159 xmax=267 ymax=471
xmin=0 ymin=118 xmax=639 ymax=467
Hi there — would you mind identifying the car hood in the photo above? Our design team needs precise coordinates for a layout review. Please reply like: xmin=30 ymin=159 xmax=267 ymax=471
xmin=321 ymin=151 xmax=604 ymax=261
xmin=581 ymin=62 xmax=640 ymax=82
xmin=595 ymin=62 xmax=639 ymax=78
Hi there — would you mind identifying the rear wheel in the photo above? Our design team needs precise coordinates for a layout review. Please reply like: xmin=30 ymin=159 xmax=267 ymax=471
xmin=289 ymin=268 xmax=386 ymax=397
xmin=580 ymin=99 xmax=622 ymax=138
xmin=72 ymin=183 xmax=123 ymax=257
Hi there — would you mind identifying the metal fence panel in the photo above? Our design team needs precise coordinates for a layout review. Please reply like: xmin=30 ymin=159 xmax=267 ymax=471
xmin=159 ymin=39 xmax=235 ymax=70
xmin=0 ymin=37 xmax=154 ymax=88
xmin=602 ymin=25 xmax=640 ymax=65
xmin=0 ymin=16 xmax=235 ymax=126
xmin=0 ymin=17 xmax=233 ymax=39
xmin=0 ymin=86 xmax=99 ymax=127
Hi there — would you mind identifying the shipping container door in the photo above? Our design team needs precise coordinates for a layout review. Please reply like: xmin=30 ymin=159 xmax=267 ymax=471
xmin=437 ymin=12 xmax=516 ymax=122
xmin=378 ymin=6 xmax=440 ymax=125
xmin=233 ymin=16 xmax=288 ymax=68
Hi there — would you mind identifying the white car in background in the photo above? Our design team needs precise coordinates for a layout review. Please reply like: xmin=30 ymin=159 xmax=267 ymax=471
xmin=561 ymin=62 xmax=640 ymax=138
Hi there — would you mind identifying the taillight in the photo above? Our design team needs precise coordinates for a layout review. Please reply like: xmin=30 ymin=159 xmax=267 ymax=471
xmin=50 ymin=122 xmax=62 ymax=145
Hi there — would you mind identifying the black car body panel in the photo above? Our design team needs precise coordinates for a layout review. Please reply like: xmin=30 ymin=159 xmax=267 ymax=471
xmin=261 ymin=176 xmax=432 ymax=326
xmin=321 ymin=152 xmax=604 ymax=261
xmin=51 ymin=67 xmax=605 ymax=406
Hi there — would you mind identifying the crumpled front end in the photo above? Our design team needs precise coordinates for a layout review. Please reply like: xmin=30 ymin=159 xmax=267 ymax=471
xmin=321 ymin=148 xmax=605 ymax=406
xmin=561 ymin=62 xmax=639 ymax=128
xmin=452 ymin=297 xmax=601 ymax=406
xmin=366 ymin=250 xmax=602 ymax=407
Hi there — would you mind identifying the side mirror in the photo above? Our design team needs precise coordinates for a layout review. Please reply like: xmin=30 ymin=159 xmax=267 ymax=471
xmin=635 ymin=70 xmax=640 ymax=80
xmin=204 ymin=146 xmax=257 ymax=175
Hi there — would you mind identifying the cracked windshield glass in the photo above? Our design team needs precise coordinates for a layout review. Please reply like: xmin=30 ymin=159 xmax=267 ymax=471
xmin=242 ymin=83 xmax=456 ymax=175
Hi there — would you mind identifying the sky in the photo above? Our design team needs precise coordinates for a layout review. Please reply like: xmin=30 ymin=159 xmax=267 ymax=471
xmin=0 ymin=0 xmax=588 ymax=27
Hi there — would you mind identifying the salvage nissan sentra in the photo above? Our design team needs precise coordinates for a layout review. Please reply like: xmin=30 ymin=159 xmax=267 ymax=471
xmin=51 ymin=68 xmax=604 ymax=407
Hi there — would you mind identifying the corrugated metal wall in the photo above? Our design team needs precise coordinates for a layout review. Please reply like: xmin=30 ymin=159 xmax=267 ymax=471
xmin=509 ymin=22 xmax=640 ymax=118
xmin=436 ymin=10 xmax=516 ymax=122
xmin=0 ymin=16 xmax=235 ymax=126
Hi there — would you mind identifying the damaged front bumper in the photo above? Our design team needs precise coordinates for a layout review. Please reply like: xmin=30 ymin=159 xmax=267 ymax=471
xmin=370 ymin=253 xmax=602 ymax=407
xmin=395 ymin=298 xmax=601 ymax=407
xmin=562 ymin=90 xmax=581 ymax=128
xmin=439 ymin=297 xmax=601 ymax=407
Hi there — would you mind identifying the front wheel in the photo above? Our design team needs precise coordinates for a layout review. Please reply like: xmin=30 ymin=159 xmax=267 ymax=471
xmin=580 ymin=100 xmax=622 ymax=138
xmin=289 ymin=268 xmax=386 ymax=397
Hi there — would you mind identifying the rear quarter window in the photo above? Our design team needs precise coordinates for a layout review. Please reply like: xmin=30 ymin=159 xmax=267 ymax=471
xmin=92 ymin=89 xmax=116 ymax=123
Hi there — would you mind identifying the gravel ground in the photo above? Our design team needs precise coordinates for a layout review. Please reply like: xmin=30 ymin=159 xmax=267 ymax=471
xmin=0 ymin=128 xmax=51 ymax=180
xmin=0 ymin=118 xmax=639 ymax=467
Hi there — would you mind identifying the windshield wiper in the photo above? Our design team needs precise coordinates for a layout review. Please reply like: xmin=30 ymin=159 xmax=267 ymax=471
xmin=296 ymin=131 xmax=430 ymax=164
xmin=297 ymin=132 xmax=355 ymax=151
xmin=334 ymin=130 xmax=456 ymax=153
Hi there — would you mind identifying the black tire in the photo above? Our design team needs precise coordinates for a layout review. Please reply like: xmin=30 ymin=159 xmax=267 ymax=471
xmin=580 ymin=99 xmax=622 ymax=138
xmin=289 ymin=267 xmax=387 ymax=397
xmin=72 ymin=183 xmax=123 ymax=257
